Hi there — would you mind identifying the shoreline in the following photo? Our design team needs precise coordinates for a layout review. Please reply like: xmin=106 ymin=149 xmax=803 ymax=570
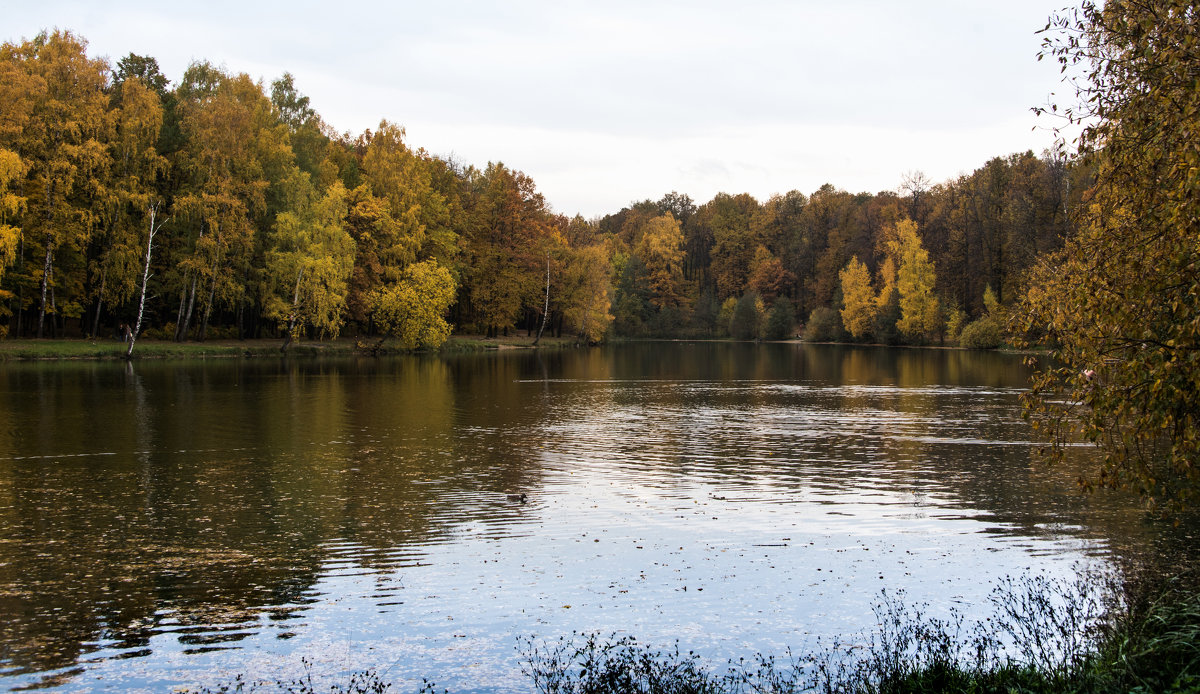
xmin=0 ymin=335 xmax=1035 ymax=362
xmin=0 ymin=334 xmax=583 ymax=362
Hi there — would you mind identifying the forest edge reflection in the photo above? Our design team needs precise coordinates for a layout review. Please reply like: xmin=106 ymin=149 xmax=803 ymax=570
xmin=0 ymin=344 xmax=1175 ymax=690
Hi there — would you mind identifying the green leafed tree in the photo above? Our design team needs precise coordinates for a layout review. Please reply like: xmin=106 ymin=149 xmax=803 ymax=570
xmin=1020 ymin=0 xmax=1200 ymax=510
xmin=763 ymin=298 xmax=795 ymax=340
xmin=611 ymin=252 xmax=651 ymax=336
xmin=114 ymin=54 xmax=169 ymax=98
xmin=804 ymin=306 xmax=843 ymax=342
xmin=264 ymin=174 xmax=355 ymax=350
xmin=702 ymin=192 xmax=761 ymax=299
xmin=872 ymin=286 xmax=902 ymax=345
xmin=729 ymin=293 xmax=761 ymax=341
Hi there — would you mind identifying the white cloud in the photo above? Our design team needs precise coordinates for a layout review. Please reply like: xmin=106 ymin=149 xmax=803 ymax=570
xmin=6 ymin=1 xmax=1074 ymax=217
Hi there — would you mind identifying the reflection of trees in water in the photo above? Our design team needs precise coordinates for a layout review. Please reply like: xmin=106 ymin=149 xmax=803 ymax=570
xmin=0 ymin=365 xmax=159 ymax=676
xmin=0 ymin=356 xmax=554 ymax=681
xmin=0 ymin=347 xmax=1172 ymax=684
xmin=557 ymin=344 xmax=1159 ymax=558
xmin=0 ymin=363 xmax=335 ymax=677
xmin=3 ymin=351 xmax=589 ymax=679
xmin=826 ymin=346 xmax=1156 ymax=548
xmin=330 ymin=354 xmax=549 ymax=556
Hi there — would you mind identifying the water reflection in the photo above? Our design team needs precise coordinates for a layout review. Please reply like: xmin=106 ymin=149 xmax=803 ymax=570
xmin=0 ymin=344 xmax=1174 ymax=691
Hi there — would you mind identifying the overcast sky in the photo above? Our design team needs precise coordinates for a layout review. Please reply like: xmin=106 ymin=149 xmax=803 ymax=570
xmin=7 ymin=1 xmax=1074 ymax=218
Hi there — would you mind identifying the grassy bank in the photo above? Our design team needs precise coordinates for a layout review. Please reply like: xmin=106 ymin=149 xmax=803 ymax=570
xmin=0 ymin=334 xmax=581 ymax=361
xmin=191 ymin=566 xmax=1200 ymax=693
xmin=514 ymin=571 xmax=1200 ymax=694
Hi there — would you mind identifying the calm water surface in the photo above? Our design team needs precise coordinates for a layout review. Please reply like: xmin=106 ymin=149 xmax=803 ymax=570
xmin=0 ymin=343 xmax=1176 ymax=691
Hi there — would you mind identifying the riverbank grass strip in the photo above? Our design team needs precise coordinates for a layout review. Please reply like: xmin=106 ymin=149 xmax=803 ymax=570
xmin=0 ymin=335 xmax=583 ymax=361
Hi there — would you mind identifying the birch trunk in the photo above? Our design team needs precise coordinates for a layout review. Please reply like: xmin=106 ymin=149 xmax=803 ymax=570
xmin=179 ymin=275 xmax=197 ymax=341
xmin=177 ymin=224 xmax=205 ymax=341
xmin=281 ymin=267 xmax=304 ymax=353
xmin=127 ymin=206 xmax=165 ymax=360
xmin=174 ymin=278 xmax=188 ymax=341
xmin=199 ymin=270 xmax=217 ymax=342
xmin=533 ymin=253 xmax=550 ymax=346
xmin=91 ymin=268 xmax=107 ymax=339
xmin=36 ymin=238 xmax=52 ymax=339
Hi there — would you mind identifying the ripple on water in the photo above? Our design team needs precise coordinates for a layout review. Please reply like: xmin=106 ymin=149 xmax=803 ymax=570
xmin=0 ymin=350 xmax=1157 ymax=693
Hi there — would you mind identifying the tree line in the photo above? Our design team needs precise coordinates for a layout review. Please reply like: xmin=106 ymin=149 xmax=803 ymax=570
xmin=0 ymin=29 xmax=1084 ymax=350
xmin=600 ymin=148 xmax=1083 ymax=346
xmin=4 ymin=5 xmax=1198 ymax=513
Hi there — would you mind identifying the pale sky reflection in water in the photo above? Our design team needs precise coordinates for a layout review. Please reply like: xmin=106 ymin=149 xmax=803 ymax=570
xmin=0 ymin=345 xmax=1160 ymax=692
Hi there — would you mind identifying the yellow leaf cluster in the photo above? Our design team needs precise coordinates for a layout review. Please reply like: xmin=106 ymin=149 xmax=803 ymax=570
xmin=838 ymin=256 xmax=875 ymax=339
xmin=370 ymin=260 xmax=457 ymax=350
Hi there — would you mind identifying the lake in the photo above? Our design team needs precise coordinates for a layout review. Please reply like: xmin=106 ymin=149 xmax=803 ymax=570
xmin=0 ymin=343 xmax=1177 ymax=691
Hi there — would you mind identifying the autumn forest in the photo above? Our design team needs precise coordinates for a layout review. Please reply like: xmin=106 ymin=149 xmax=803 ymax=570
xmin=0 ymin=30 xmax=1084 ymax=350
xmin=4 ymin=3 xmax=1200 ymax=689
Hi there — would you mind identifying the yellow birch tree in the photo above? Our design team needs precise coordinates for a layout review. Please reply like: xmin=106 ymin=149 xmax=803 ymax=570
xmin=92 ymin=76 xmax=166 ymax=338
xmin=561 ymin=243 xmax=614 ymax=343
xmin=634 ymin=214 xmax=687 ymax=309
xmin=172 ymin=64 xmax=271 ymax=340
xmin=892 ymin=219 xmax=940 ymax=341
xmin=369 ymin=259 xmax=456 ymax=350
xmin=839 ymin=256 xmax=875 ymax=339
